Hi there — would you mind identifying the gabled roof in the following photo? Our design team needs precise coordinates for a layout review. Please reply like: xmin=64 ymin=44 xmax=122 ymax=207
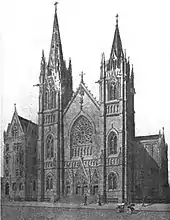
xmin=135 ymin=134 xmax=159 ymax=141
xmin=6 ymin=104 xmax=37 ymax=136
xmin=63 ymin=81 xmax=100 ymax=115
xmin=18 ymin=115 xmax=37 ymax=132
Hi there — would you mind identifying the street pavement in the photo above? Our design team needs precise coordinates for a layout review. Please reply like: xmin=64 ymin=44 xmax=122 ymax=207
xmin=1 ymin=202 xmax=170 ymax=220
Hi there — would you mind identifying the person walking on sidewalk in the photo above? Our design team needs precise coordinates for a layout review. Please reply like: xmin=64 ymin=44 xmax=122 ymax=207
xmin=97 ymin=193 xmax=102 ymax=206
xmin=84 ymin=193 xmax=87 ymax=206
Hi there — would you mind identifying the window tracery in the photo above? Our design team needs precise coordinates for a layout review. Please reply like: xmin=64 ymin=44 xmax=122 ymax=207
xmin=33 ymin=180 xmax=36 ymax=191
xmin=108 ymin=132 xmax=117 ymax=155
xmin=19 ymin=183 xmax=24 ymax=191
xmin=108 ymin=83 xmax=118 ymax=101
xmin=46 ymin=135 xmax=54 ymax=159
xmin=71 ymin=116 xmax=93 ymax=146
xmin=46 ymin=175 xmax=53 ymax=190
xmin=5 ymin=182 xmax=9 ymax=195
xmin=70 ymin=116 xmax=93 ymax=158
xmin=44 ymin=88 xmax=56 ymax=110
xmin=108 ymin=172 xmax=117 ymax=190
xmin=44 ymin=91 xmax=48 ymax=110
xmin=11 ymin=121 xmax=18 ymax=138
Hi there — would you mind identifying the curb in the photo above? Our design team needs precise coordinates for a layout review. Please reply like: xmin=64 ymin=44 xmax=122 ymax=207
xmin=1 ymin=202 xmax=170 ymax=212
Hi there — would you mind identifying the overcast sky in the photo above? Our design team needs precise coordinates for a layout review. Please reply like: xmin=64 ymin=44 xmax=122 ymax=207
xmin=0 ymin=0 xmax=170 ymax=179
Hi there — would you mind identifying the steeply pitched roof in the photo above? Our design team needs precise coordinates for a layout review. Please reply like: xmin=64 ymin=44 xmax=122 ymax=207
xmin=48 ymin=3 xmax=63 ymax=79
xmin=18 ymin=115 xmax=37 ymax=132
xmin=63 ymin=81 xmax=100 ymax=116
xmin=110 ymin=15 xmax=123 ymax=60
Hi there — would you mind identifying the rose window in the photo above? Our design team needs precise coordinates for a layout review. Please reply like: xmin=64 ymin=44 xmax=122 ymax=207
xmin=70 ymin=116 xmax=93 ymax=158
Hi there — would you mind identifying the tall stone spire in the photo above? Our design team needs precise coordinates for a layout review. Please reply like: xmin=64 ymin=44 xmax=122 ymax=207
xmin=48 ymin=2 xmax=63 ymax=79
xmin=110 ymin=14 xmax=123 ymax=61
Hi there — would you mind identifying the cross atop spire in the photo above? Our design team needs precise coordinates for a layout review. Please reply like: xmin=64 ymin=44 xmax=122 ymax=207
xmin=54 ymin=2 xmax=58 ymax=11
xmin=14 ymin=103 xmax=16 ymax=112
xmin=79 ymin=71 xmax=85 ymax=83
xmin=48 ymin=1 xmax=63 ymax=78
xmin=116 ymin=14 xmax=119 ymax=26
xmin=110 ymin=14 xmax=123 ymax=62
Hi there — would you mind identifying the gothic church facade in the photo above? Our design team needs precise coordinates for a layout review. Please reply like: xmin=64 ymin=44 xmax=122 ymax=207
xmin=3 ymin=5 xmax=169 ymax=203
xmin=36 ymin=5 xmax=168 ymax=202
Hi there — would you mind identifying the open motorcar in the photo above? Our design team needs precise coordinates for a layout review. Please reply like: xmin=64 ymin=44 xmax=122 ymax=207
xmin=116 ymin=203 xmax=135 ymax=214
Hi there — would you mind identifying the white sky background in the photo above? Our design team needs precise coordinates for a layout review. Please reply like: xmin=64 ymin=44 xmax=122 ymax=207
xmin=0 ymin=0 xmax=170 ymax=180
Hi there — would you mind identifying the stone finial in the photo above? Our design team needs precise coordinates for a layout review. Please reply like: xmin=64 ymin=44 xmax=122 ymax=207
xmin=54 ymin=2 xmax=58 ymax=11
xmin=14 ymin=103 xmax=17 ymax=112
xmin=116 ymin=14 xmax=119 ymax=26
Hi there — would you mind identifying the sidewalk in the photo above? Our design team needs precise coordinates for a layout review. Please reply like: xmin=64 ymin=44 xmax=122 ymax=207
xmin=2 ymin=201 xmax=170 ymax=212
xmin=135 ymin=203 xmax=170 ymax=212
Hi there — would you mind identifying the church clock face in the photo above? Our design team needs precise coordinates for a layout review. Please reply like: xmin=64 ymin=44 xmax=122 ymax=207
xmin=71 ymin=116 xmax=93 ymax=146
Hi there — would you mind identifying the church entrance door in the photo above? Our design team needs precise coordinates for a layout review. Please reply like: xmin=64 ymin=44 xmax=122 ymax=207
xmin=82 ymin=185 xmax=88 ymax=195
xmin=76 ymin=185 xmax=81 ymax=195
xmin=92 ymin=185 xmax=98 ymax=195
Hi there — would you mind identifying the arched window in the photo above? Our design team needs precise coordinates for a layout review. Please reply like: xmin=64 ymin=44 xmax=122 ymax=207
xmin=46 ymin=135 xmax=54 ymax=159
xmin=5 ymin=157 xmax=9 ymax=165
xmin=108 ymin=132 xmax=117 ymax=155
xmin=113 ymin=85 xmax=117 ymax=99
xmin=48 ymin=90 xmax=52 ymax=109
xmin=12 ymin=182 xmax=17 ymax=191
xmin=5 ymin=182 xmax=9 ymax=195
xmin=44 ymin=91 xmax=48 ymax=110
xmin=108 ymin=173 xmax=117 ymax=190
xmin=65 ymin=180 xmax=70 ymax=195
xmin=51 ymin=90 xmax=56 ymax=109
xmin=108 ymin=84 xmax=117 ymax=101
xmin=11 ymin=121 xmax=18 ymax=138
xmin=19 ymin=183 xmax=24 ymax=191
xmin=70 ymin=115 xmax=93 ymax=159
xmin=46 ymin=175 xmax=53 ymax=190
xmin=33 ymin=180 xmax=36 ymax=191
xmin=19 ymin=151 xmax=24 ymax=165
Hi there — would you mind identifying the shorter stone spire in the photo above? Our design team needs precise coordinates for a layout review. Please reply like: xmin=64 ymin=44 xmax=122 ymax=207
xmin=110 ymin=14 xmax=123 ymax=62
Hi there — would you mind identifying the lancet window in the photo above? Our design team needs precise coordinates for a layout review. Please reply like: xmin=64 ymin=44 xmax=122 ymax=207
xmin=46 ymin=175 xmax=53 ymax=190
xmin=46 ymin=134 xmax=54 ymax=159
xmin=108 ymin=172 xmax=117 ymax=190
xmin=108 ymin=131 xmax=117 ymax=155
xmin=5 ymin=182 xmax=9 ymax=195
xmin=108 ymin=83 xmax=118 ymax=101
xmin=44 ymin=91 xmax=48 ymax=110
xmin=11 ymin=121 xmax=18 ymax=138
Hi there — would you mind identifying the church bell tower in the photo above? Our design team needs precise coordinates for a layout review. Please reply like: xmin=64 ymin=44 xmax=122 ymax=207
xmin=37 ymin=3 xmax=73 ymax=201
xmin=99 ymin=15 xmax=135 ymax=202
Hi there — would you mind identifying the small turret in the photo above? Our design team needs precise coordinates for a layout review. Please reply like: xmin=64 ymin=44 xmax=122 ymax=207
xmin=39 ymin=50 xmax=46 ymax=84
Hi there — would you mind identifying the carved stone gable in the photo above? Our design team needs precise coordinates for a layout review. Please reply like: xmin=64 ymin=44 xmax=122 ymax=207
xmin=74 ymin=159 xmax=89 ymax=184
xmin=91 ymin=169 xmax=99 ymax=184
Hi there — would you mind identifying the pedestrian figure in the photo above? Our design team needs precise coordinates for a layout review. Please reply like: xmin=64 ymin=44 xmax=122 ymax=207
xmin=142 ymin=196 xmax=146 ymax=207
xmin=84 ymin=193 xmax=87 ymax=206
xmin=97 ymin=193 xmax=102 ymax=206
